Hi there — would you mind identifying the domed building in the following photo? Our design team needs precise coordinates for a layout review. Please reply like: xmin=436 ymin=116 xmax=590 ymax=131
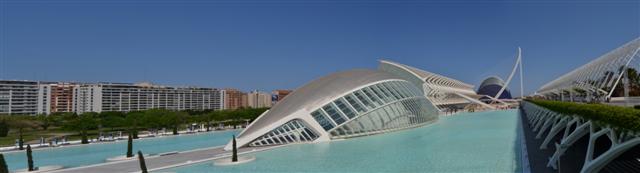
xmin=477 ymin=76 xmax=512 ymax=100
xmin=225 ymin=69 xmax=439 ymax=150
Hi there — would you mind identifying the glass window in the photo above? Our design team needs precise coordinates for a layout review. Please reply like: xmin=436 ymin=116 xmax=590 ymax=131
xmin=323 ymin=104 xmax=347 ymax=125
xmin=391 ymin=82 xmax=409 ymax=98
xmin=334 ymin=99 xmax=356 ymax=119
xmin=370 ymin=85 xmax=391 ymax=103
xmin=284 ymin=135 xmax=294 ymax=142
xmin=344 ymin=95 xmax=367 ymax=113
xmin=362 ymin=88 xmax=384 ymax=106
xmin=353 ymin=91 xmax=376 ymax=109
xmin=382 ymin=82 xmax=403 ymax=100
xmin=311 ymin=110 xmax=335 ymax=131
xmin=374 ymin=84 xmax=395 ymax=102
xmin=398 ymin=82 xmax=415 ymax=97
xmin=305 ymin=128 xmax=318 ymax=139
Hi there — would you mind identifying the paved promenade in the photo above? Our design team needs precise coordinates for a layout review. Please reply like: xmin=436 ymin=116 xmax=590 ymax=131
xmin=49 ymin=145 xmax=274 ymax=173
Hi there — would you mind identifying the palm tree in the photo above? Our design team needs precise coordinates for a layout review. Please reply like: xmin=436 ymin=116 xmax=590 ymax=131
xmin=126 ymin=111 xmax=144 ymax=139
xmin=64 ymin=112 xmax=98 ymax=144
xmin=8 ymin=118 xmax=38 ymax=150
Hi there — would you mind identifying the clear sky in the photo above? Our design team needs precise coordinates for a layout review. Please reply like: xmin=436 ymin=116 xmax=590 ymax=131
xmin=1 ymin=0 xmax=639 ymax=96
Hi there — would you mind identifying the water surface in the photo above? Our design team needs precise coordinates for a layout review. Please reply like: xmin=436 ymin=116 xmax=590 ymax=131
xmin=3 ymin=130 xmax=239 ymax=172
xmin=162 ymin=110 xmax=521 ymax=173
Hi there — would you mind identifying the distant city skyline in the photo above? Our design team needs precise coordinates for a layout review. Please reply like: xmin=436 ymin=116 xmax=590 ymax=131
xmin=0 ymin=0 xmax=638 ymax=96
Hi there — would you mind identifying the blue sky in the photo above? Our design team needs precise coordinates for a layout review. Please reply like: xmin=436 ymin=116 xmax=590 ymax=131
xmin=1 ymin=0 xmax=639 ymax=96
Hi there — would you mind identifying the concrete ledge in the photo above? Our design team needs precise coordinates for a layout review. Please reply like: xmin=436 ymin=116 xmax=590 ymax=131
xmin=15 ymin=165 xmax=64 ymax=173
xmin=213 ymin=156 xmax=256 ymax=166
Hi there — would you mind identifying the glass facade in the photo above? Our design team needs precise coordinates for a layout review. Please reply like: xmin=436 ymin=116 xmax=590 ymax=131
xmin=379 ymin=62 xmax=426 ymax=94
xmin=249 ymin=119 xmax=319 ymax=147
xmin=310 ymin=80 xmax=438 ymax=139
xmin=329 ymin=98 xmax=436 ymax=138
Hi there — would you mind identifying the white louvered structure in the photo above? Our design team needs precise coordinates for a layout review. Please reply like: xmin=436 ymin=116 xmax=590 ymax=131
xmin=537 ymin=38 xmax=640 ymax=101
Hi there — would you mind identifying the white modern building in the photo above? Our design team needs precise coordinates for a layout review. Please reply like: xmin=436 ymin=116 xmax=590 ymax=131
xmin=225 ymin=67 xmax=449 ymax=150
xmin=224 ymin=60 xmax=504 ymax=150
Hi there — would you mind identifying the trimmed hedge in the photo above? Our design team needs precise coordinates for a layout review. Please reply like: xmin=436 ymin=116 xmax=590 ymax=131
xmin=526 ymin=99 xmax=640 ymax=133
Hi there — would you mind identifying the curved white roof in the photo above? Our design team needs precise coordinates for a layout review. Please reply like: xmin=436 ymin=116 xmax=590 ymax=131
xmin=238 ymin=69 xmax=405 ymax=138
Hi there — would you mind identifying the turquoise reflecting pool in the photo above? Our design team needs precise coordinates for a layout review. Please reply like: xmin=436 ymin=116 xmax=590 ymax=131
xmin=161 ymin=110 xmax=522 ymax=173
xmin=3 ymin=130 xmax=239 ymax=172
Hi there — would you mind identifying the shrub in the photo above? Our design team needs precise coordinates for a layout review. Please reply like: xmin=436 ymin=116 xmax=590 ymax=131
xmin=0 ymin=153 xmax=8 ymax=173
xmin=26 ymin=145 xmax=34 ymax=171
xmin=0 ymin=120 xmax=8 ymax=137
xmin=526 ymin=99 xmax=640 ymax=132
xmin=232 ymin=135 xmax=238 ymax=162
xmin=138 ymin=150 xmax=147 ymax=173
xmin=127 ymin=133 xmax=133 ymax=158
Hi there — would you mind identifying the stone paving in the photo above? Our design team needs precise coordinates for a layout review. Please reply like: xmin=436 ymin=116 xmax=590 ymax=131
xmin=49 ymin=146 xmax=273 ymax=173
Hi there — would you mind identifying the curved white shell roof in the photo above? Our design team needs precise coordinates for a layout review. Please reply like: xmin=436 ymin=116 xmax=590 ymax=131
xmin=237 ymin=69 xmax=405 ymax=139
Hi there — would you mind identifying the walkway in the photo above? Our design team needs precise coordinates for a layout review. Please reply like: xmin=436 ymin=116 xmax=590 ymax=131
xmin=49 ymin=146 xmax=274 ymax=173
xmin=519 ymin=109 xmax=556 ymax=173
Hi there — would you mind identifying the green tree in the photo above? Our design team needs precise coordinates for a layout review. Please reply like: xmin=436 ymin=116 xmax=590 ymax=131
xmin=35 ymin=114 xmax=54 ymax=130
xmin=8 ymin=117 xmax=38 ymax=150
xmin=99 ymin=112 xmax=126 ymax=131
xmin=64 ymin=112 xmax=98 ymax=144
xmin=0 ymin=117 xmax=9 ymax=137
xmin=157 ymin=110 xmax=183 ymax=135
xmin=126 ymin=133 xmax=133 ymax=158
xmin=138 ymin=150 xmax=148 ymax=173
xmin=204 ymin=111 xmax=219 ymax=131
xmin=0 ymin=153 xmax=8 ymax=173
xmin=143 ymin=109 xmax=166 ymax=134
xmin=126 ymin=111 xmax=145 ymax=139
xmin=26 ymin=145 xmax=34 ymax=171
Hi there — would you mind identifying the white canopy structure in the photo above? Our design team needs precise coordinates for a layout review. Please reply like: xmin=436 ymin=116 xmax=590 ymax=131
xmin=537 ymin=38 xmax=640 ymax=101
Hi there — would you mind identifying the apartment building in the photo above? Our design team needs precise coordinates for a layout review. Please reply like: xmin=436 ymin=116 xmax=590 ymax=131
xmin=73 ymin=84 xmax=102 ymax=114
xmin=50 ymin=83 xmax=75 ymax=113
xmin=224 ymin=88 xmax=247 ymax=110
xmin=247 ymin=90 xmax=272 ymax=108
xmin=0 ymin=80 xmax=48 ymax=115
xmin=1 ymin=80 xmax=226 ymax=115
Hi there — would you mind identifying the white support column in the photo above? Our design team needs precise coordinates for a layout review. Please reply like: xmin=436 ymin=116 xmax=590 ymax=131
xmin=540 ymin=117 xmax=570 ymax=149
xmin=536 ymin=114 xmax=557 ymax=139
xmin=547 ymin=121 xmax=591 ymax=170
xmin=581 ymin=137 xmax=640 ymax=173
